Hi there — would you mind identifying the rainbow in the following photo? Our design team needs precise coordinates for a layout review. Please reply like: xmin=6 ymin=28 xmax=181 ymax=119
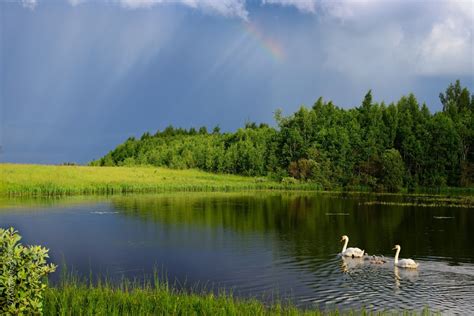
xmin=243 ymin=21 xmax=286 ymax=62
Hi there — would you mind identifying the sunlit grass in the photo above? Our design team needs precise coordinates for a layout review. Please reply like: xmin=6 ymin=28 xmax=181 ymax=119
xmin=0 ymin=163 xmax=318 ymax=196
xmin=43 ymin=274 xmax=432 ymax=316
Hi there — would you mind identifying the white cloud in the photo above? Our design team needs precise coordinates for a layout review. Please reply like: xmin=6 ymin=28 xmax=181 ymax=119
xmin=418 ymin=17 xmax=473 ymax=75
xmin=119 ymin=0 xmax=158 ymax=9
xmin=261 ymin=0 xmax=317 ymax=13
xmin=292 ymin=0 xmax=473 ymax=77
xmin=119 ymin=0 xmax=248 ymax=19
xmin=261 ymin=0 xmax=381 ymax=17
xmin=321 ymin=0 xmax=380 ymax=19
xmin=21 ymin=0 xmax=37 ymax=10
xmin=183 ymin=0 xmax=248 ymax=19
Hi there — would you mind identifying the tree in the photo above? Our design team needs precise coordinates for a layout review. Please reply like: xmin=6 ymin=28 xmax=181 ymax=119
xmin=199 ymin=126 xmax=208 ymax=134
xmin=380 ymin=149 xmax=405 ymax=192
xmin=439 ymin=80 xmax=471 ymax=114
xmin=439 ymin=80 xmax=473 ymax=186
xmin=91 ymin=81 xmax=470 ymax=190
xmin=288 ymin=159 xmax=318 ymax=181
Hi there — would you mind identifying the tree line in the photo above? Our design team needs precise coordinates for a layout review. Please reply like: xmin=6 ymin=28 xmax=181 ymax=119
xmin=92 ymin=80 xmax=473 ymax=192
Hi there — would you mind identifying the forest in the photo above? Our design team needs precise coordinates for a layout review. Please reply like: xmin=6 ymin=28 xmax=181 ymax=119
xmin=92 ymin=80 xmax=473 ymax=192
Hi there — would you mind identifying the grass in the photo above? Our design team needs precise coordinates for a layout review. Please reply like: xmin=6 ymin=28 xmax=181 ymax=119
xmin=1 ymin=164 xmax=472 ymax=202
xmin=43 ymin=274 xmax=432 ymax=316
xmin=44 ymin=280 xmax=288 ymax=316
xmin=0 ymin=163 xmax=319 ymax=197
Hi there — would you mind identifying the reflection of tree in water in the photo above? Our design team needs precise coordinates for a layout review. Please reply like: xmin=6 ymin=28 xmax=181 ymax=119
xmin=111 ymin=192 xmax=474 ymax=268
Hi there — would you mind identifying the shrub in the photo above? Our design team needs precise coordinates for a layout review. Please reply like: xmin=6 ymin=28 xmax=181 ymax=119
xmin=267 ymin=168 xmax=288 ymax=182
xmin=281 ymin=177 xmax=299 ymax=185
xmin=0 ymin=227 xmax=56 ymax=315
xmin=288 ymin=159 xmax=318 ymax=181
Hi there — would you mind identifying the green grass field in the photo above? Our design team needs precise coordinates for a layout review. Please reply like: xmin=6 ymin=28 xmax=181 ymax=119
xmin=0 ymin=163 xmax=319 ymax=196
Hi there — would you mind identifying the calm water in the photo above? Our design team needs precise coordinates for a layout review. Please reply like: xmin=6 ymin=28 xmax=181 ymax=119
xmin=1 ymin=192 xmax=473 ymax=313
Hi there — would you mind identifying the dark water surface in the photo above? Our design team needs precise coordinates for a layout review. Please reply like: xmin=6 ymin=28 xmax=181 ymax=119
xmin=1 ymin=192 xmax=473 ymax=313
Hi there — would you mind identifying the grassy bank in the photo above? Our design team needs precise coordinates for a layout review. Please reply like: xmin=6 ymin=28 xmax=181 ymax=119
xmin=44 ymin=282 xmax=295 ymax=316
xmin=43 ymin=277 xmax=429 ymax=316
xmin=1 ymin=164 xmax=472 ymax=199
xmin=0 ymin=163 xmax=318 ymax=197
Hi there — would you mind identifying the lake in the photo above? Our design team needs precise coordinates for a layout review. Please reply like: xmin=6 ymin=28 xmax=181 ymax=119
xmin=1 ymin=192 xmax=473 ymax=313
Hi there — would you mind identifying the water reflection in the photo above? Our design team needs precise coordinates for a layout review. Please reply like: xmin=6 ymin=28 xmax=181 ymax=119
xmin=340 ymin=256 xmax=365 ymax=274
xmin=394 ymin=266 xmax=419 ymax=293
xmin=111 ymin=193 xmax=474 ymax=265
xmin=0 ymin=192 xmax=473 ymax=313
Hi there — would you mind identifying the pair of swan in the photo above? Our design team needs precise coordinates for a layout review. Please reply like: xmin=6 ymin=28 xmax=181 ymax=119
xmin=340 ymin=235 xmax=419 ymax=269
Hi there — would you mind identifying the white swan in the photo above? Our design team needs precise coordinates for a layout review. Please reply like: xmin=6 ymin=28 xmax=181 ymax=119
xmin=393 ymin=245 xmax=419 ymax=269
xmin=340 ymin=235 xmax=364 ymax=258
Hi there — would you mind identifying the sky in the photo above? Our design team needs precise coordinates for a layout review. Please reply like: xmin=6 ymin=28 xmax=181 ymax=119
xmin=1 ymin=0 xmax=473 ymax=164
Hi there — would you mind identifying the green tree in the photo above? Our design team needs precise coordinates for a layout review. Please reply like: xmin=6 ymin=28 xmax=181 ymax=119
xmin=91 ymin=81 xmax=471 ymax=190
xmin=380 ymin=149 xmax=405 ymax=192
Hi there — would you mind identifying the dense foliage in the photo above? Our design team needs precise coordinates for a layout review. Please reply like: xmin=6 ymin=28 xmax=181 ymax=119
xmin=0 ymin=228 xmax=56 ymax=315
xmin=93 ymin=81 xmax=473 ymax=192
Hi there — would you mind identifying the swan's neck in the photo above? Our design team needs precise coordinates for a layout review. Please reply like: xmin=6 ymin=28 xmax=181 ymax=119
xmin=342 ymin=238 xmax=349 ymax=253
xmin=394 ymin=248 xmax=400 ymax=264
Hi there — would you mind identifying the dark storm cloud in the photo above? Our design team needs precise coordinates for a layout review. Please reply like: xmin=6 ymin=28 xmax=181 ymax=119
xmin=1 ymin=0 xmax=472 ymax=163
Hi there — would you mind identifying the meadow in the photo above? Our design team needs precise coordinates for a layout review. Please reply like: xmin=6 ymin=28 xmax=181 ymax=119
xmin=0 ymin=163 xmax=318 ymax=197
xmin=1 ymin=164 xmax=472 ymax=205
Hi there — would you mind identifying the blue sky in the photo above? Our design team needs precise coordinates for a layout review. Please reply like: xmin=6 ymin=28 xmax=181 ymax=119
xmin=1 ymin=0 xmax=473 ymax=163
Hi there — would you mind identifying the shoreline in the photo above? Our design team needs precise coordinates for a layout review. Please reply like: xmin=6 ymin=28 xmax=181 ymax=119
xmin=43 ymin=276 xmax=433 ymax=316
xmin=1 ymin=164 xmax=472 ymax=203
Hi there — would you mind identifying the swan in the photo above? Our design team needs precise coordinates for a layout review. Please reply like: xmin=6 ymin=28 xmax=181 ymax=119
xmin=340 ymin=235 xmax=364 ymax=258
xmin=393 ymin=245 xmax=418 ymax=269
xmin=368 ymin=255 xmax=386 ymax=265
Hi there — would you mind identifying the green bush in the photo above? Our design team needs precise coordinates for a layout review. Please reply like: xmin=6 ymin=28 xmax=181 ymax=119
xmin=267 ymin=168 xmax=288 ymax=182
xmin=0 ymin=227 xmax=56 ymax=315
xmin=281 ymin=176 xmax=299 ymax=185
